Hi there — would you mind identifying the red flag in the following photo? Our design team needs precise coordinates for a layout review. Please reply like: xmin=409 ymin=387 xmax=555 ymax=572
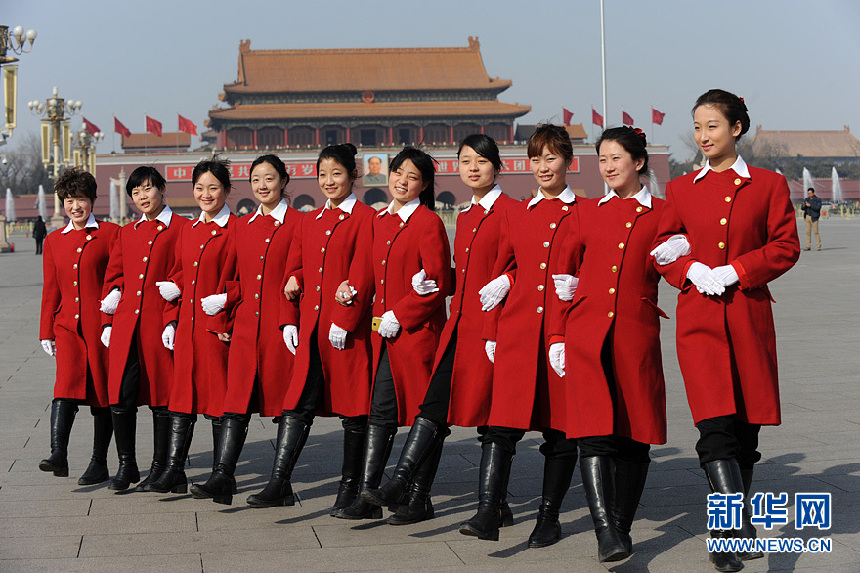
xmin=146 ymin=115 xmax=163 ymax=137
xmin=652 ymin=107 xmax=666 ymax=125
xmin=622 ymin=111 xmax=634 ymax=126
xmin=178 ymin=114 xmax=197 ymax=136
xmin=82 ymin=117 xmax=101 ymax=135
xmin=562 ymin=108 xmax=574 ymax=126
xmin=114 ymin=117 xmax=131 ymax=138
xmin=591 ymin=108 xmax=604 ymax=128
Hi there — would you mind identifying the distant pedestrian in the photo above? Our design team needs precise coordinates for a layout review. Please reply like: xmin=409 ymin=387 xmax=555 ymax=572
xmin=33 ymin=216 xmax=47 ymax=255
xmin=801 ymin=188 xmax=822 ymax=250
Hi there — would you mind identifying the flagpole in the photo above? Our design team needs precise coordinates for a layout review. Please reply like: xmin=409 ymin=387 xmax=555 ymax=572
xmin=600 ymin=0 xmax=608 ymax=195
xmin=112 ymin=114 xmax=116 ymax=154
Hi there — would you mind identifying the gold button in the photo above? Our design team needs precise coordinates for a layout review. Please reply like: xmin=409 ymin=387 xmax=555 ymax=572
xmin=725 ymin=196 xmax=731 ymax=203
xmin=734 ymin=178 xmax=742 ymax=185
xmin=380 ymin=279 xmax=384 ymax=284
xmin=550 ymin=223 xmax=557 ymax=229
xmin=539 ymin=263 xmax=547 ymax=269
xmin=316 ymin=286 xmax=321 ymax=291
xmin=199 ymin=244 xmax=204 ymax=249
xmin=339 ymin=214 xmax=345 ymax=220
xmin=562 ymin=205 xmax=569 ymax=211
xmin=543 ymin=241 xmax=550 ymax=248
xmin=265 ymin=238 xmax=270 ymax=243
xmin=720 ymin=218 xmax=727 ymax=225
xmin=74 ymin=314 xmax=79 ymax=319
xmin=211 ymin=230 xmax=217 ymax=235
xmin=483 ymin=209 xmax=489 ymax=215
xmin=148 ymin=241 xmax=153 ymax=245
xmin=135 ymin=309 xmax=140 ymax=314
xmin=190 ymin=299 xmax=193 ymax=304
xmin=136 ymin=290 xmax=141 ymax=296
xmin=380 ymin=299 xmax=384 ymax=304
xmin=618 ymin=242 xmax=625 ymax=249
xmin=73 ymin=263 xmax=78 ymax=269
xmin=193 ymin=262 xmax=198 ymax=267
xmin=143 ymin=257 xmax=148 ymax=262
xmin=314 ymin=304 xmax=320 ymax=311
xmin=537 ymin=306 xmax=544 ymax=314
xmin=537 ymin=285 xmax=544 ymax=291
xmin=260 ymin=256 xmax=264 ymax=260
xmin=74 ymin=297 xmax=79 ymax=302
xmin=325 ymin=230 xmax=331 ymax=236
xmin=609 ymin=287 xmax=616 ymax=294
xmin=191 ymin=280 xmax=195 ymax=285
xmin=399 ymin=222 xmax=404 ymax=228
xmin=255 ymin=311 xmax=259 ymax=316
xmin=256 ymin=274 xmax=262 ymax=280
xmin=461 ymin=268 xmax=465 ymax=273
xmin=254 ymin=293 xmax=259 ymax=299
xmin=608 ymin=311 xmax=614 ymax=318
xmin=636 ymin=206 xmax=643 ymax=213
xmin=73 ymin=281 xmax=77 ymax=286
xmin=386 ymin=240 xmax=391 ymax=245
xmin=86 ymin=235 xmax=92 ymax=240
xmin=274 ymin=221 xmax=280 ymax=227
xmin=611 ymin=266 xmax=618 ymax=273
xmin=157 ymin=225 xmax=163 ymax=231
xmin=321 ymin=247 xmax=326 ymax=253
xmin=138 ymin=273 xmax=144 ymax=279
xmin=625 ymin=222 xmax=632 ymax=228
xmin=718 ymin=242 xmax=726 ymax=249
xmin=76 ymin=247 xmax=82 ymax=253
xmin=381 ymin=260 xmax=386 ymax=265
xmin=318 ymin=268 xmax=323 ymax=272
xmin=472 ymin=228 xmax=477 ymax=233
xmin=465 ymin=247 xmax=469 ymax=253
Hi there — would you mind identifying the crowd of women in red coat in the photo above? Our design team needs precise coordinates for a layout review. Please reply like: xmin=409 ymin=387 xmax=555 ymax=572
xmin=37 ymin=88 xmax=799 ymax=572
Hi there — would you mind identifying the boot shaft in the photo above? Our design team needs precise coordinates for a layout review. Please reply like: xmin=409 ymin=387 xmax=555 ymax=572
xmin=269 ymin=416 xmax=311 ymax=481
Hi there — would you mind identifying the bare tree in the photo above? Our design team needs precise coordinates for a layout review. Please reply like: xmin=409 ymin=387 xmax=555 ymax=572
xmin=0 ymin=132 xmax=53 ymax=196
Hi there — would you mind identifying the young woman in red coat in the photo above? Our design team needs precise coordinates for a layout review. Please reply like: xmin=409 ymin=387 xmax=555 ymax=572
xmin=333 ymin=147 xmax=451 ymax=520
xmin=144 ymin=159 xmax=236 ymax=494
xmin=362 ymin=135 xmax=519 ymax=526
xmin=191 ymin=154 xmax=303 ymax=505
xmin=38 ymin=168 xmax=119 ymax=485
xmin=548 ymin=127 xmax=674 ymax=562
xmin=100 ymin=166 xmax=189 ymax=491
xmin=652 ymin=89 xmax=800 ymax=572
xmin=245 ymin=144 xmax=375 ymax=511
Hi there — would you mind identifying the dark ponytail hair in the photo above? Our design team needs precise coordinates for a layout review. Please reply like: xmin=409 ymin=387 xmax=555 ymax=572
xmin=318 ymin=143 xmax=358 ymax=178
xmin=389 ymin=147 xmax=437 ymax=211
xmin=693 ymin=89 xmax=751 ymax=140
xmin=192 ymin=157 xmax=233 ymax=193
xmin=250 ymin=154 xmax=290 ymax=198
xmin=596 ymin=126 xmax=649 ymax=174
xmin=458 ymin=133 xmax=502 ymax=172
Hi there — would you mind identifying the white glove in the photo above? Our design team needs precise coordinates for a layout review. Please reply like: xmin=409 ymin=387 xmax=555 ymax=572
xmin=650 ymin=234 xmax=692 ymax=266
xmin=40 ymin=339 xmax=56 ymax=357
xmin=100 ymin=326 xmax=112 ymax=348
xmin=411 ymin=269 xmax=439 ymax=295
xmin=479 ymin=274 xmax=511 ymax=311
xmin=329 ymin=323 xmax=348 ymax=350
xmin=161 ymin=323 xmax=176 ymax=350
xmin=282 ymin=324 xmax=298 ymax=355
xmin=201 ymin=293 xmax=227 ymax=316
xmin=713 ymin=264 xmax=739 ymax=288
xmin=156 ymin=281 xmax=181 ymax=302
xmin=552 ymin=274 xmax=579 ymax=302
xmin=686 ymin=262 xmax=725 ymax=296
xmin=100 ymin=289 xmax=121 ymax=315
xmin=485 ymin=340 xmax=496 ymax=363
xmin=339 ymin=285 xmax=359 ymax=305
xmin=548 ymin=342 xmax=566 ymax=377
xmin=377 ymin=310 xmax=401 ymax=338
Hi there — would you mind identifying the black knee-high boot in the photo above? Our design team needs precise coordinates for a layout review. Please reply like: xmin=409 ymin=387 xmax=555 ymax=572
xmin=334 ymin=423 xmax=396 ymax=519
xmin=136 ymin=409 xmax=171 ymax=492
xmin=612 ymin=458 xmax=649 ymax=555
xmin=363 ymin=417 xmax=447 ymax=509
xmin=459 ymin=441 xmax=513 ymax=541
xmin=246 ymin=416 xmax=311 ymax=507
xmin=580 ymin=456 xmax=628 ymax=561
xmin=736 ymin=466 xmax=763 ymax=560
xmin=149 ymin=414 xmax=195 ymax=494
xmin=703 ymin=460 xmax=745 ymax=572
xmin=78 ymin=407 xmax=113 ymax=485
xmin=387 ymin=429 xmax=446 ymax=525
xmin=329 ymin=427 xmax=366 ymax=515
xmin=191 ymin=416 xmax=248 ymax=504
xmin=109 ymin=409 xmax=140 ymax=490
xmin=39 ymin=399 xmax=78 ymax=476
xmin=528 ymin=453 xmax=576 ymax=549
xmin=210 ymin=417 xmax=236 ymax=495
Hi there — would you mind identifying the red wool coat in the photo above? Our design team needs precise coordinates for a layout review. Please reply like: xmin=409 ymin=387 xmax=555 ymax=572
xmin=371 ymin=205 xmax=451 ymax=426
xmin=439 ymin=192 xmax=519 ymax=427
xmin=654 ymin=166 xmax=800 ymax=425
xmin=163 ymin=214 xmax=236 ymax=416
xmin=279 ymin=201 xmax=375 ymax=418
xmin=40 ymin=221 xmax=120 ymax=406
xmin=102 ymin=212 xmax=189 ymax=406
xmin=485 ymin=197 xmax=576 ymax=432
xmin=214 ymin=208 xmax=303 ymax=417
xmin=550 ymin=196 xmax=667 ymax=444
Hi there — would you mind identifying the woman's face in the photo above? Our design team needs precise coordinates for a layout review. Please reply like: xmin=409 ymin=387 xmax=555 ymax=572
xmin=389 ymin=159 xmax=427 ymax=207
xmin=250 ymin=161 xmax=286 ymax=211
xmin=458 ymin=145 xmax=497 ymax=194
xmin=318 ymin=157 xmax=354 ymax=207
xmin=598 ymin=140 xmax=644 ymax=196
xmin=130 ymin=179 xmax=165 ymax=219
xmin=694 ymin=104 xmax=742 ymax=167
xmin=63 ymin=196 xmax=93 ymax=230
xmin=193 ymin=171 xmax=227 ymax=220
xmin=530 ymin=145 xmax=569 ymax=195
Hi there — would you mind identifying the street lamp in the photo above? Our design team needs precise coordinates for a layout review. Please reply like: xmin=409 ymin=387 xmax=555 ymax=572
xmin=74 ymin=128 xmax=104 ymax=175
xmin=0 ymin=25 xmax=37 ymax=64
xmin=29 ymin=87 xmax=83 ymax=227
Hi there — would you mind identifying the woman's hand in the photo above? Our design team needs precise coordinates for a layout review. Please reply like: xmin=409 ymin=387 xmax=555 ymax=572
xmin=283 ymin=276 xmax=301 ymax=301
xmin=161 ymin=323 xmax=176 ymax=350
xmin=548 ymin=342 xmax=565 ymax=377
xmin=155 ymin=281 xmax=181 ymax=302
xmin=334 ymin=280 xmax=358 ymax=307
xmin=40 ymin=339 xmax=56 ymax=357
xmin=100 ymin=326 xmax=112 ymax=348
xmin=201 ymin=293 xmax=227 ymax=316
xmin=479 ymin=275 xmax=511 ymax=311
xmin=216 ymin=332 xmax=232 ymax=343
xmin=650 ymin=235 xmax=691 ymax=266
xmin=282 ymin=325 xmax=299 ymax=355
xmin=100 ymin=289 xmax=121 ymax=314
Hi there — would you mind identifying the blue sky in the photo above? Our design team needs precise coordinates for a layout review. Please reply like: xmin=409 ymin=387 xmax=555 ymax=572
xmin=5 ymin=0 xmax=859 ymax=160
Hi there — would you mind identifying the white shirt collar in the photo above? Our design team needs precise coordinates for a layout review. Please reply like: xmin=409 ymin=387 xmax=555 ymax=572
xmin=316 ymin=193 xmax=358 ymax=219
xmin=62 ymin=213 xmax=100 ymax=234
xmin=384 ymin=198 xmax=421 ymax=222
xmin=597 ymin=185 xmax=653 ymax=209
xmin=249 ymin=199 xmax=289 ymax=224
xmin=694 ymin=155 xmax=751 ymax=183
xmin=134 ymin=205 xmax=174 ymax=229
xmin=465 ymin=184 xmax=503 ymax=212
xmin=527 ymin=186 xmax=576 ymax=209
xmin=193 ymin=203 xmax=231 ymax=228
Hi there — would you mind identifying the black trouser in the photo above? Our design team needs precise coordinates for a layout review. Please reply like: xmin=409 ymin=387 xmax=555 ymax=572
xmin=368 ymin=345 xmax=399 ymax=431
xmin=112 ymin=329 xmax=165 ymax=416
xmin=695 ymin=415 xmax=761 ymax=469
xmin=417 ymin=332 xmax=457 ymax=426
xmin=35 ymin=238 xmax=44 ymax=254
xmin=578 ymin=435 xmax=651 ymax=463
xmin=483 ymin=426 xmax=576 ymax=458
xmin=282 ymin=329 xmax=366 ymax=432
